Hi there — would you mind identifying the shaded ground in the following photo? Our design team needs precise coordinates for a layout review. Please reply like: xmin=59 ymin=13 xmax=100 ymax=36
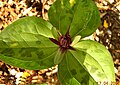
xmin=0 ymin=0 xmax=120 ymax=85
xmin=95 ymin=0 xmax=120 ymax=84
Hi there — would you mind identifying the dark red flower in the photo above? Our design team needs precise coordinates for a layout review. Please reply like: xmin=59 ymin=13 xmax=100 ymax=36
xmin=49 ymin=29 xmax=75 ymax=53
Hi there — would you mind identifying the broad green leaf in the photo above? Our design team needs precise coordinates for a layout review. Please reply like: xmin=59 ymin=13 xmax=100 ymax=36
xmin=48 ymin=0 xmax=100 ymax=38
xmin=54 ymin=49 xmax=65 ymax=65
xmin=58 ymin=51 xmax=97 ymax=85
xmin=51 ymin=27 xmax=59 ymax=40
xmin=0 ymin=16 xmax=58 ymax=70
xmin=71 ymin=35 xmax=81 ymax=46
xmin=72 ymin=40 xmax=115 ymax=83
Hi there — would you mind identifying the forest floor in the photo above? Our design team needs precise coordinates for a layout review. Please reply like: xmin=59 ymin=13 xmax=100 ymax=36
xmin=0 ymin=0 xmax=120 ymax=85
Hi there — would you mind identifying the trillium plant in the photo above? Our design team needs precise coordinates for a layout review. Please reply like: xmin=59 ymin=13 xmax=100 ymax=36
xmin=0 ymin=0 xmax=115 ymax=85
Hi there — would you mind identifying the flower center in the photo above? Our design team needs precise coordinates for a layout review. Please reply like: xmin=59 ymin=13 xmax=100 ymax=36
xmin=59 ymin=34 xmax=71 ymax=49
xmin=49 ymin=29 xmax=75 ymax=53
